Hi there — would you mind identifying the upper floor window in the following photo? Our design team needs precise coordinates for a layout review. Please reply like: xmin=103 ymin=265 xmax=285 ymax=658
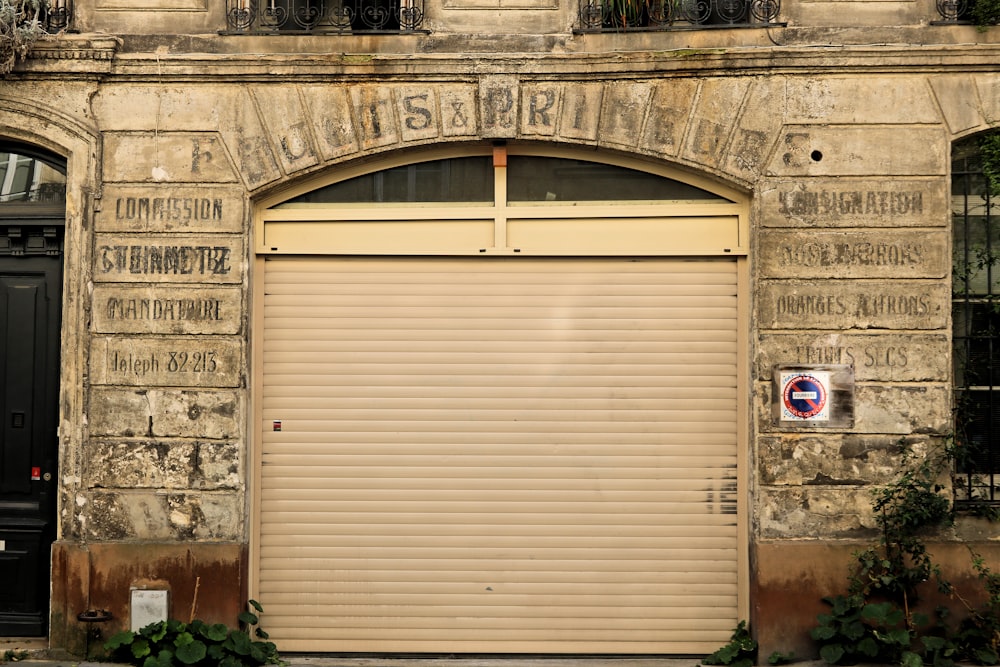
xmin=953 ymin=132 xmax=1000 ymax=506
xmin=576 ymin=0 xmax=780 ymax=31
xmin=0 ymin=152 xmax=64 ymax=205
xmin=226 ymin=0 xmax=424 ymax=32
xmin=0 ymin=145 xmax=66 ymax=256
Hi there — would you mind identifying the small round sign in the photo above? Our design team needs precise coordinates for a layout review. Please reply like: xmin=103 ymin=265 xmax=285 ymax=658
xmin=782 ymin=374 xmax=827 ymax=419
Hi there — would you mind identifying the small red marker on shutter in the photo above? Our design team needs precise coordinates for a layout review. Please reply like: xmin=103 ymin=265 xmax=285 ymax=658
xmin=273 ymin=420 xmax=282 ymax=432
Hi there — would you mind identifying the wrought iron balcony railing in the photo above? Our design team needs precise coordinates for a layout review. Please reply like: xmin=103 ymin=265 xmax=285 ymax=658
xmin=225 ymin=0 xmax=424 ymax=32
xmin=43 ymin=0 xmax=72 ymax=31
xmin=934 ymin=0 xmax=973 ymax=22
xmin=577 ymin=0 xmax=780 ymax=30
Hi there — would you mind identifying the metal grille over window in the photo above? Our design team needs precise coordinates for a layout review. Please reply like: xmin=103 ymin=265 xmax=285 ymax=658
xmin=41 ymin=0 xmax=71 ymax=31
xmin=933 ymin=0 xmax=973 ymax=22
xmin=225 ymin=0 xmax=424 ymax=32
xmin=577 ymin=0 xmax=780 ymax=31
xmin=953 ymin=134 xmax=1000 ymax=505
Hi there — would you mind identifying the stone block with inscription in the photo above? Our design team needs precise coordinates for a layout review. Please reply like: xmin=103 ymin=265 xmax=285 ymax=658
xmin=758 ymin=281 xmax=949 ymax=330
xmin=521 ymin=84 xmax=560 ymax=138
xmin=642 ymin=80 xmax=698 ymax=158
xmin=251 ymin=86 xmax=320 ymax=175
xmin=758 ymin=230 xmax=948 ymax=280
xmin=480 ymin=75 xmax=519 ymax=139
xmin=599 ymin=82 xmax=653 ymax=149
xmin=87 ymin=84 xmax=284 ymax=189
xmin=92 ymin=286 xmax=242 ymax=335
xmin=97 ymin=186 xmax=244 ymax=234
xmin=103 ymin=133 xmax=239 ymax=184
xmin=351 ymin=86 xmax=400 ymax=150
xmin=93 ymin=234 xmax=242 ymax=284
xmin=517 ymin=82 xmax=604 ymax=142
xmin=761 ymin=178 xmax=948 ymax=228
xmin=757 ymin=333 xmax=950 ymax=383
xmin=394 ymin=86 xmax=442 ymax=143
xmin=89 ymin=337 xmax=242 ymax=388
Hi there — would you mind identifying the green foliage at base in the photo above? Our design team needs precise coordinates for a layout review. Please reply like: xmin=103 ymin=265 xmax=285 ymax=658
xmin=104 ymin=600 xmax=283 ymax=667
xmin=812 ymin=595 xmax=925 ymax=666
xmin=702 ymin=621 xmax=759 ymax=667
xmin=0 ymin=649 xmax=30 ymax=663
xmin=812 ymin=439 xmax=1000 ymax=667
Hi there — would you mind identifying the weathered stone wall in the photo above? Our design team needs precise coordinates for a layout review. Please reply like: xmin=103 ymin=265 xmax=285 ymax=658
xmin=5 ymin=44 xmax=1000 ymax=656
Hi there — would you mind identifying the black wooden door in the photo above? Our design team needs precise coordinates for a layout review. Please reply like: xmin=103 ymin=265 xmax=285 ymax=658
xmin=0 ymin=235 xmax=62 ymax=636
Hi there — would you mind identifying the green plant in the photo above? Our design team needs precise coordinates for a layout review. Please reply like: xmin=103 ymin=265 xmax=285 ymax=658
xmin=767 ymin=650 xmax=796 ymax=664
xmin=981 ymin=132 xmax=1000 ymax=197
xmin=603 ymin=0 xmax=647 ymax=27
xmin=814 ymin=438 xmax=1000 ymax=666
xmin=1 ymin=649 xmax=30 ymax=663
xmin=849 ymin=448 xmax=953 ymax=610
xmin=949 ymin=551 xmax=1000 ymax=665
xmin=702 ymin=621 xmax=758 ymax=667
xmin=972 ymin=0 xmax=1000 ymax=29
xmin=0 ymin=0 xmax=48 ymax=74
xmin=812 ymin=594 xmax=916 ymax=665
xmin=104 ymin=600 xmax=282 ymax=667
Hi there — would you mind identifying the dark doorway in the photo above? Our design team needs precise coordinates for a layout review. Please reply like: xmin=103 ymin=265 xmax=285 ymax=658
xmin=0 ymin=144 xmax=65 ymax=636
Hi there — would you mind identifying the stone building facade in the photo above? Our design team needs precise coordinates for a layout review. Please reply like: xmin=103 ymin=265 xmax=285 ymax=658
xmin=0 ymin=0 xmax=999 ymax=658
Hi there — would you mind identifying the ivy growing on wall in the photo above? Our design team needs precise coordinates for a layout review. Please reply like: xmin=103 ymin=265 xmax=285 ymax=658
xmin=0 ymin=0 xmax=48 ymax=75
xmin=982 ymin=131 xmax=1000 ymax=197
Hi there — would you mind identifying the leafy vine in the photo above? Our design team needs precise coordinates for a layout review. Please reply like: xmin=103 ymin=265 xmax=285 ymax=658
xmin=812 ymin=439 xmax=1000 ymax=666
xmin=981 ymin=131 xmax=1000 ymax=197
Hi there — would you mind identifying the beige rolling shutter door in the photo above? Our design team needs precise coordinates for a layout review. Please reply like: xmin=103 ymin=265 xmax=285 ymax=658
xmin=259 ymin=256 xmax=739 ymax=654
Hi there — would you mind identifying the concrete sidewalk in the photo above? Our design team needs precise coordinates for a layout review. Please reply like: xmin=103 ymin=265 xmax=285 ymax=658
xmin=3 ymin=656 xmax=719 ymax=667
xmin=2 ymin=637 xmax=823 ymax=667
xmin=0 ymin=638 xmax=749 ymax=666
xmin=2 ymin=652 xmax=714 ymax=667
xmin=7 ymin=660 xmax=711 ymax=667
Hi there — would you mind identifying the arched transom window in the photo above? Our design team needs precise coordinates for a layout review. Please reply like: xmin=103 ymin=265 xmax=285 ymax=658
xmin=257 ymin=146 xmax=747 ymax=257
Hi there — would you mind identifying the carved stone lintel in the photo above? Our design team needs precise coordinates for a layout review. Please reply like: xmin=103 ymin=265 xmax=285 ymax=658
xmin=24 ymin=35 xmax=121 ymax=66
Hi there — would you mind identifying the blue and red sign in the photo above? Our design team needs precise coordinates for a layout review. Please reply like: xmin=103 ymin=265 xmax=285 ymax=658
xmin=780 ymin=371 xmax=830 ymax=421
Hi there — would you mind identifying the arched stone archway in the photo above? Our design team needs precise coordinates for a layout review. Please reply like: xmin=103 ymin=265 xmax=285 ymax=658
xmin=0 ymin=97 xmax=98 ymax=653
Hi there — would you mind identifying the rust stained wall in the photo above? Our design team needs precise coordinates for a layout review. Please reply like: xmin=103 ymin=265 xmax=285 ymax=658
xmin=753 ymin=540 xmax=1000 ymax=660
xmin=50 ymin=542 xmax=246 ymax=657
